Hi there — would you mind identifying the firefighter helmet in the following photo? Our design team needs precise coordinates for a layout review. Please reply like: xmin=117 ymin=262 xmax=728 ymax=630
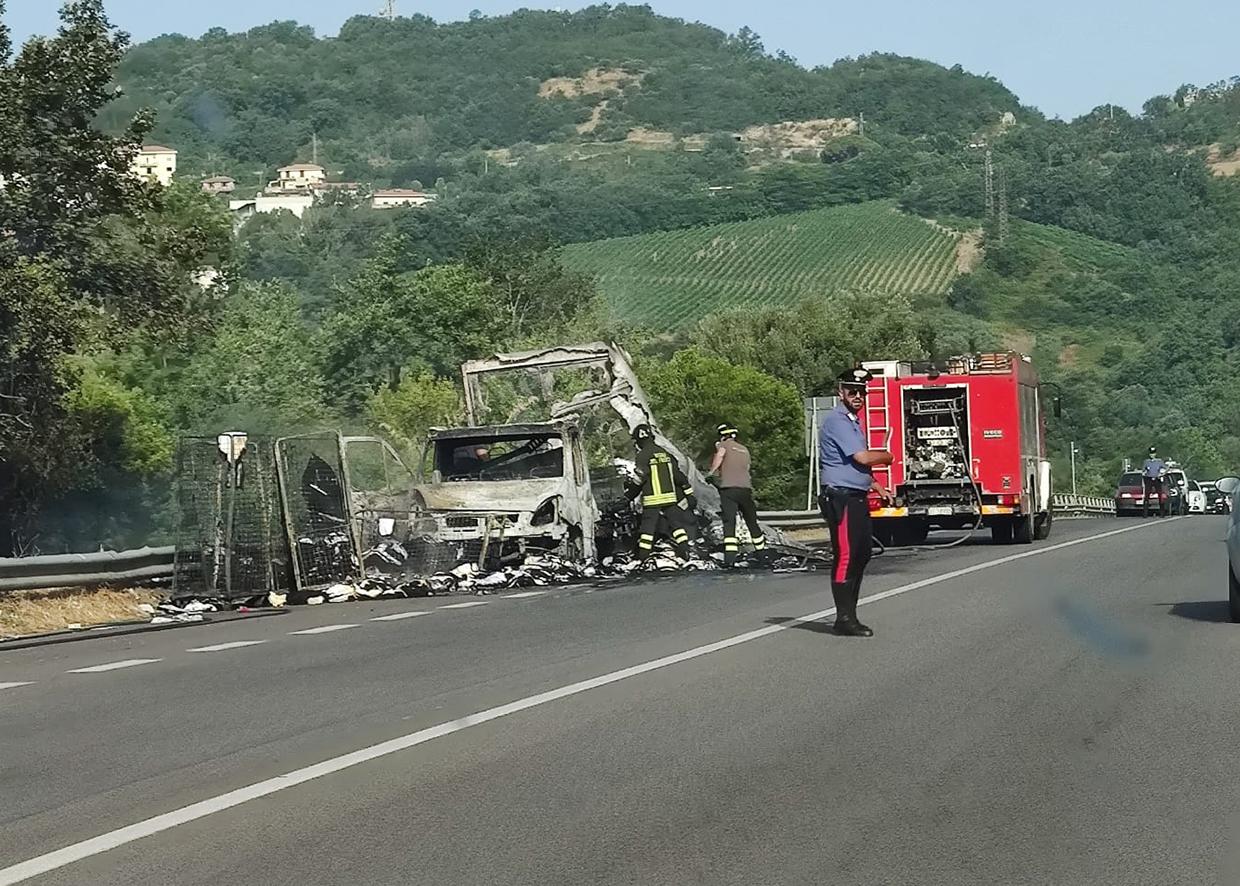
xmin=716 ymin=423 xmax=739 ymax=439
xmin=631 ymin=423 xmax=655 ymax=444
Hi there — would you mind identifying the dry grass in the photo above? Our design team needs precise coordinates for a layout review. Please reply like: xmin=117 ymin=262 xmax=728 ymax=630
xmin=0 ymin=587 xmax=163 ymax=639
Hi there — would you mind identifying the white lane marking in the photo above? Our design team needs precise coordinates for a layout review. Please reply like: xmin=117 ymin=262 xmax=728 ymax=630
xmin=289 ymin=624 xmax=358 ymax=635
xmin=502 ymin=591 xmax=547 ymax=599
xmin=0 ymin=682 xmax=34 ymax=691
xmin=67 ymin=659 xmax=161 ymax=674
xmin=0 ymin=518 xmax=1177 ymax=885
xmin=370 ymin=611 xmax=430 ymax=622
xmin=438 ymin=601 xmax=488 ymax=609
xmin=187 ymin=641 xmax=268 ymax=653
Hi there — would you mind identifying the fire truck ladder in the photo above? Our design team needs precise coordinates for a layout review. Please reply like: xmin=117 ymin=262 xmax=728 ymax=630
xmin=865 ymin=379 xmax=893 ymax=490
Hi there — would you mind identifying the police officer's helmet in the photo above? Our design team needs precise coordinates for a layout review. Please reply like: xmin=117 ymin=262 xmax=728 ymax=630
xmin=1149 ymin=446 xmax=1157 ymax=456
xmin=717 ymin=423 xmax=739 ymax=439
xmin=631 ymin=423 xmax=655 ymax=444
xmin=837 ymin=367 xmax=873 ymax=390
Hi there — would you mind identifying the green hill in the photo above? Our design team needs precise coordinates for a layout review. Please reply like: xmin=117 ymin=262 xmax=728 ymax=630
xmin=110 ymin=9 xmax=1023 ymax=182
xmin=560 ymin=202 xmax=960 ymax=327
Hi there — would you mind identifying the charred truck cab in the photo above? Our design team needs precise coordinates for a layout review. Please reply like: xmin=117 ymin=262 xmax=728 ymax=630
xmin=862 ymin=353 xmax=1053 ymax=546
xmin=413 ymin=421 xmax=603 ymax=564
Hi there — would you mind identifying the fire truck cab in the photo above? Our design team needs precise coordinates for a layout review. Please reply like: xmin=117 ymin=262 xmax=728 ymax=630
xmin=861 ymin=352 xmax=1053 ymax=546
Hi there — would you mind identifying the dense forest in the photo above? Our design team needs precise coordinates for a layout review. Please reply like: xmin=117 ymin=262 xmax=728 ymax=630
xmin=3 ymin=2 xmax=1240 ymax=554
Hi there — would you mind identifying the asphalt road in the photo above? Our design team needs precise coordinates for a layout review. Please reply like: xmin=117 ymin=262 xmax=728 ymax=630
xmin=2 ymin=516 xmax=1238 ymax=885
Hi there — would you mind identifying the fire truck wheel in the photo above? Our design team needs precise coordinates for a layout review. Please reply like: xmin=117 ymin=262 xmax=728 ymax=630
xmin=1034 ymin=510 xmax=1053 ymax=540
xmin=1013 ymin=511 xmax=1035 ymax=545
xmin=990 ymin=521 xmax=1013 ymax=545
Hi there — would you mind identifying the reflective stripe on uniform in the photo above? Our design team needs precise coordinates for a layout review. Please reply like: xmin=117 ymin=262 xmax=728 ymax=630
xmin=672 ymin=529 xmax=689 ymax=543
xmin=642 ymin=493 xmax=677 ymax=506
xmin=752 ymin=535 xmax=766 ymax=550
xmin=723 ymin=536 xmax=739 ymax=552
xmin=638 ymin=533 xmax=655 ymax=550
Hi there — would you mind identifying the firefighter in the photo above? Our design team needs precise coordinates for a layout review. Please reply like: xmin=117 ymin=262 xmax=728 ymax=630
xmin=707 ymin=423 xmax=765 ymax=566
xmin=627 ymin=423 xmax=696 ymax=560
xmin=818 ymin=368 xmax=895 ymax=637
xmin=1142 ymin=446 xmax=1166 ymax=518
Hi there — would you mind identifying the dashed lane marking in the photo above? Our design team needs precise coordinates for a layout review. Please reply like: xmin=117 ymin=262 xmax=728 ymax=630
xmin=502 ymin=591 xmax=547 ymax=599
xmin=0 ymin=682 xmax=34 ymax=691
xmin=370 ymin=611 xmax=431 ymax=622
xmin=438 ymin=601 xmax=488 ymax=609
xmin=67 ymin=659 xmax=161 ymax=674
xmin=187 ymin=641 xmax=268 ymax=653
xmin=288 ymin=624 xmax=359 ymax=636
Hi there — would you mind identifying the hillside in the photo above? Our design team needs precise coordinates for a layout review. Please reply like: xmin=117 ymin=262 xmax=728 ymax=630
xmin=109 ymin=8 xmax=1023 ymax=183
xmin=561 ymin=202 xmax=962 ymax=327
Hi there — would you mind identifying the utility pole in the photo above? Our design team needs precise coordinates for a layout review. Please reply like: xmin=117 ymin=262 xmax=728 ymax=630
xmin=380 ymin=1 xmax=397 ymax=20
xmin=997 ymin=161 xmax=1010 ymax=245
xmin=1070 ymin=442 xmax=1080 ymax=495
xmin=311 ymin=132 xmax=318 ymax=166
xmin=984 ymin=146 xmax=995 ymax=222
xmin=858 ymin=111 xmax=865 ymax=138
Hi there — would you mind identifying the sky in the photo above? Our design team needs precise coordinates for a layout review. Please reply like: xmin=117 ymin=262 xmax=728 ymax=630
xmin=4 ymin=0 xmax=1238 ymax=119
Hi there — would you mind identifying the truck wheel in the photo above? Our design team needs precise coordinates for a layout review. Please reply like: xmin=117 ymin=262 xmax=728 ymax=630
xmin=990 ymin=521 xmax=1013 ymax=545
xmin=1013 ymin=511 xmax=1035 ymax=544
xmin=1034 ymin=510 xmax=1053 ymax=540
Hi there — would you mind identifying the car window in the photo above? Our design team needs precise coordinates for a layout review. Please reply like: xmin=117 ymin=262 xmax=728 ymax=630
xmin=1118 ymin=472 xmax=1143 ymax=486
xmin=1188 ymin=481 xmax=1199 ymax=492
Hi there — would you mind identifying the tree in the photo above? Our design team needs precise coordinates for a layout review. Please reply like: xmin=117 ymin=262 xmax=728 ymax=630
xmin=0 ymin=1 xmax=223 ymax=553
xmin=641 ymin=348 xmax=805 ymax=507
xmin=367 ymin=371 xmax=462 ymax=454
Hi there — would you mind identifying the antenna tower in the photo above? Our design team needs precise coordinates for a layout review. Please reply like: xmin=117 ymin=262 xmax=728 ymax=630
xmin=380 ymin=1 xmax=397 ymax=20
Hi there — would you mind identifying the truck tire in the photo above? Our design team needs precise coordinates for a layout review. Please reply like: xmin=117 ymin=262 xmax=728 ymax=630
xmin=1034 ymin=510 xmax=1053 ymax=540
xmin=991 ymin=521 xmax=1013 ymax=545
xmin=1013 ymin=511 xmax=1035 ymax=544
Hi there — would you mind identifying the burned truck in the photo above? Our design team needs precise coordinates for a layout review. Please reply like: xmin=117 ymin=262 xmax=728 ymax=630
xmin=411 ymin=420 xmax=636 ymax=564
xmin=406 ymin=341 xmax=798 ymax=561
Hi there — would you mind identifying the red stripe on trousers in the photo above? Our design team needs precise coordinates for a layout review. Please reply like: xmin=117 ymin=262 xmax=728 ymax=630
xmin=834 ymin=505 xmax=850 ymax=584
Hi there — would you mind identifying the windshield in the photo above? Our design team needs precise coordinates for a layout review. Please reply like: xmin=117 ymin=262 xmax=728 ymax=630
xmin=1118 ymin=472 xmax=1143 ymax=486
xmin=435 ymin=435 xmax=564 ymax=481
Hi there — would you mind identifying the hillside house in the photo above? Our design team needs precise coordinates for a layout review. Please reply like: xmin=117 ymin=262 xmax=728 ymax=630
xmin=371 ymin=188 xmax=436 ymax=209
xmin=269 ymin=163 xmax=326 ymax=192
xmin=229 ymin=193 xmax=315 ymax=220
xmin=132 ymin=145 xmax=177 ymax=186
xmin=201 ymin=175 xmax=236 ymax=194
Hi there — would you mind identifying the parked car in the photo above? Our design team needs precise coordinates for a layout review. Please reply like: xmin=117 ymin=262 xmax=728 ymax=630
xmin=1187 ymin=479 xmax=1208 ymax=514
xmin=1114 ymin=471 xmax=1166 ymax=516
xmin=1164 ymin=467 xmax=1190 ymax=515
xmin=1221 ymin=477 xmax=1240 ymax=620
xmin=1202 ymin=481 xmax=1233 ymax=514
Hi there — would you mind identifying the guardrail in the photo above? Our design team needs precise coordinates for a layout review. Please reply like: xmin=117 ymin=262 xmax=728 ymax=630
xmin=0 ymin=495 xmax=1118 ymax=594
xmin=0 ymin=547 xmax=176 ymax=594
xmin=1051 ymin=494 xmax=1116 ymax=516
xmin=761 ymin=494 xmax=1116 ymax=529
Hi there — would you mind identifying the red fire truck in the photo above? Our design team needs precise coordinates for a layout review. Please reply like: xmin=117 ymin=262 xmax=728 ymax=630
xmin=860 ymin=352 xmax=1053 ymax=546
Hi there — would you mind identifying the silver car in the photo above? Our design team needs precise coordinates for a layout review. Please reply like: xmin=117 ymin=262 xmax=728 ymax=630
xmin=1223 ymin=477 xmax=1240 ymax=621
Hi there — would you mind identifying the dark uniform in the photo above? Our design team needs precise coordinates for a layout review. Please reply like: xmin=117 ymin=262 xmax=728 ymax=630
xmin=712 ymin=424 xmax=766 ymax=566
xmin=628 ymin=424 xmax=696 ymax=559
xmin=818 ymin=368 xmax=884 ymax=637
xmin=1142 ymin=448 xmax=1166 ymax=518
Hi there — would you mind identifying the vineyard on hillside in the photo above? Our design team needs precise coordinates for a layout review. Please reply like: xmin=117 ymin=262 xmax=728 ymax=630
xmin=561 ymin=202 xmax=961 ymax=328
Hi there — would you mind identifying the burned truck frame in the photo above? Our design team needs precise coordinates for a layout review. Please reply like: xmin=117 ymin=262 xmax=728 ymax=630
xmin=455 ymin=341 xmax=794 ymax=555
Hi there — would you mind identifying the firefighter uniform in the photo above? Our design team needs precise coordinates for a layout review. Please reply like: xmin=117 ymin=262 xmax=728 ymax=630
xmin=628 ymin=425 xmax=695 ymax=559
xmin=712 ymin=424 xmax=765 ymax=566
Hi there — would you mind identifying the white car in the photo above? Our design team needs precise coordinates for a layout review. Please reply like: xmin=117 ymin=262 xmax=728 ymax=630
xmin=1223 ymin=477 xmax=1240 ymax=621
xmin=1186 ymin=480 xmax=1208 ymax=514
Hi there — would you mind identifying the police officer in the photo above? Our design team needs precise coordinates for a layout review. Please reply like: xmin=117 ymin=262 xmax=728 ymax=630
xmin=627 ymin=424 xmax=696 ymax=559
xmin=707 ymin=423 xmax=766 ymax=566
xmin=818 ymin=368 xmax=894 ymax=637
xmin=1142 ymin=446 xmax=1166 ymax=518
